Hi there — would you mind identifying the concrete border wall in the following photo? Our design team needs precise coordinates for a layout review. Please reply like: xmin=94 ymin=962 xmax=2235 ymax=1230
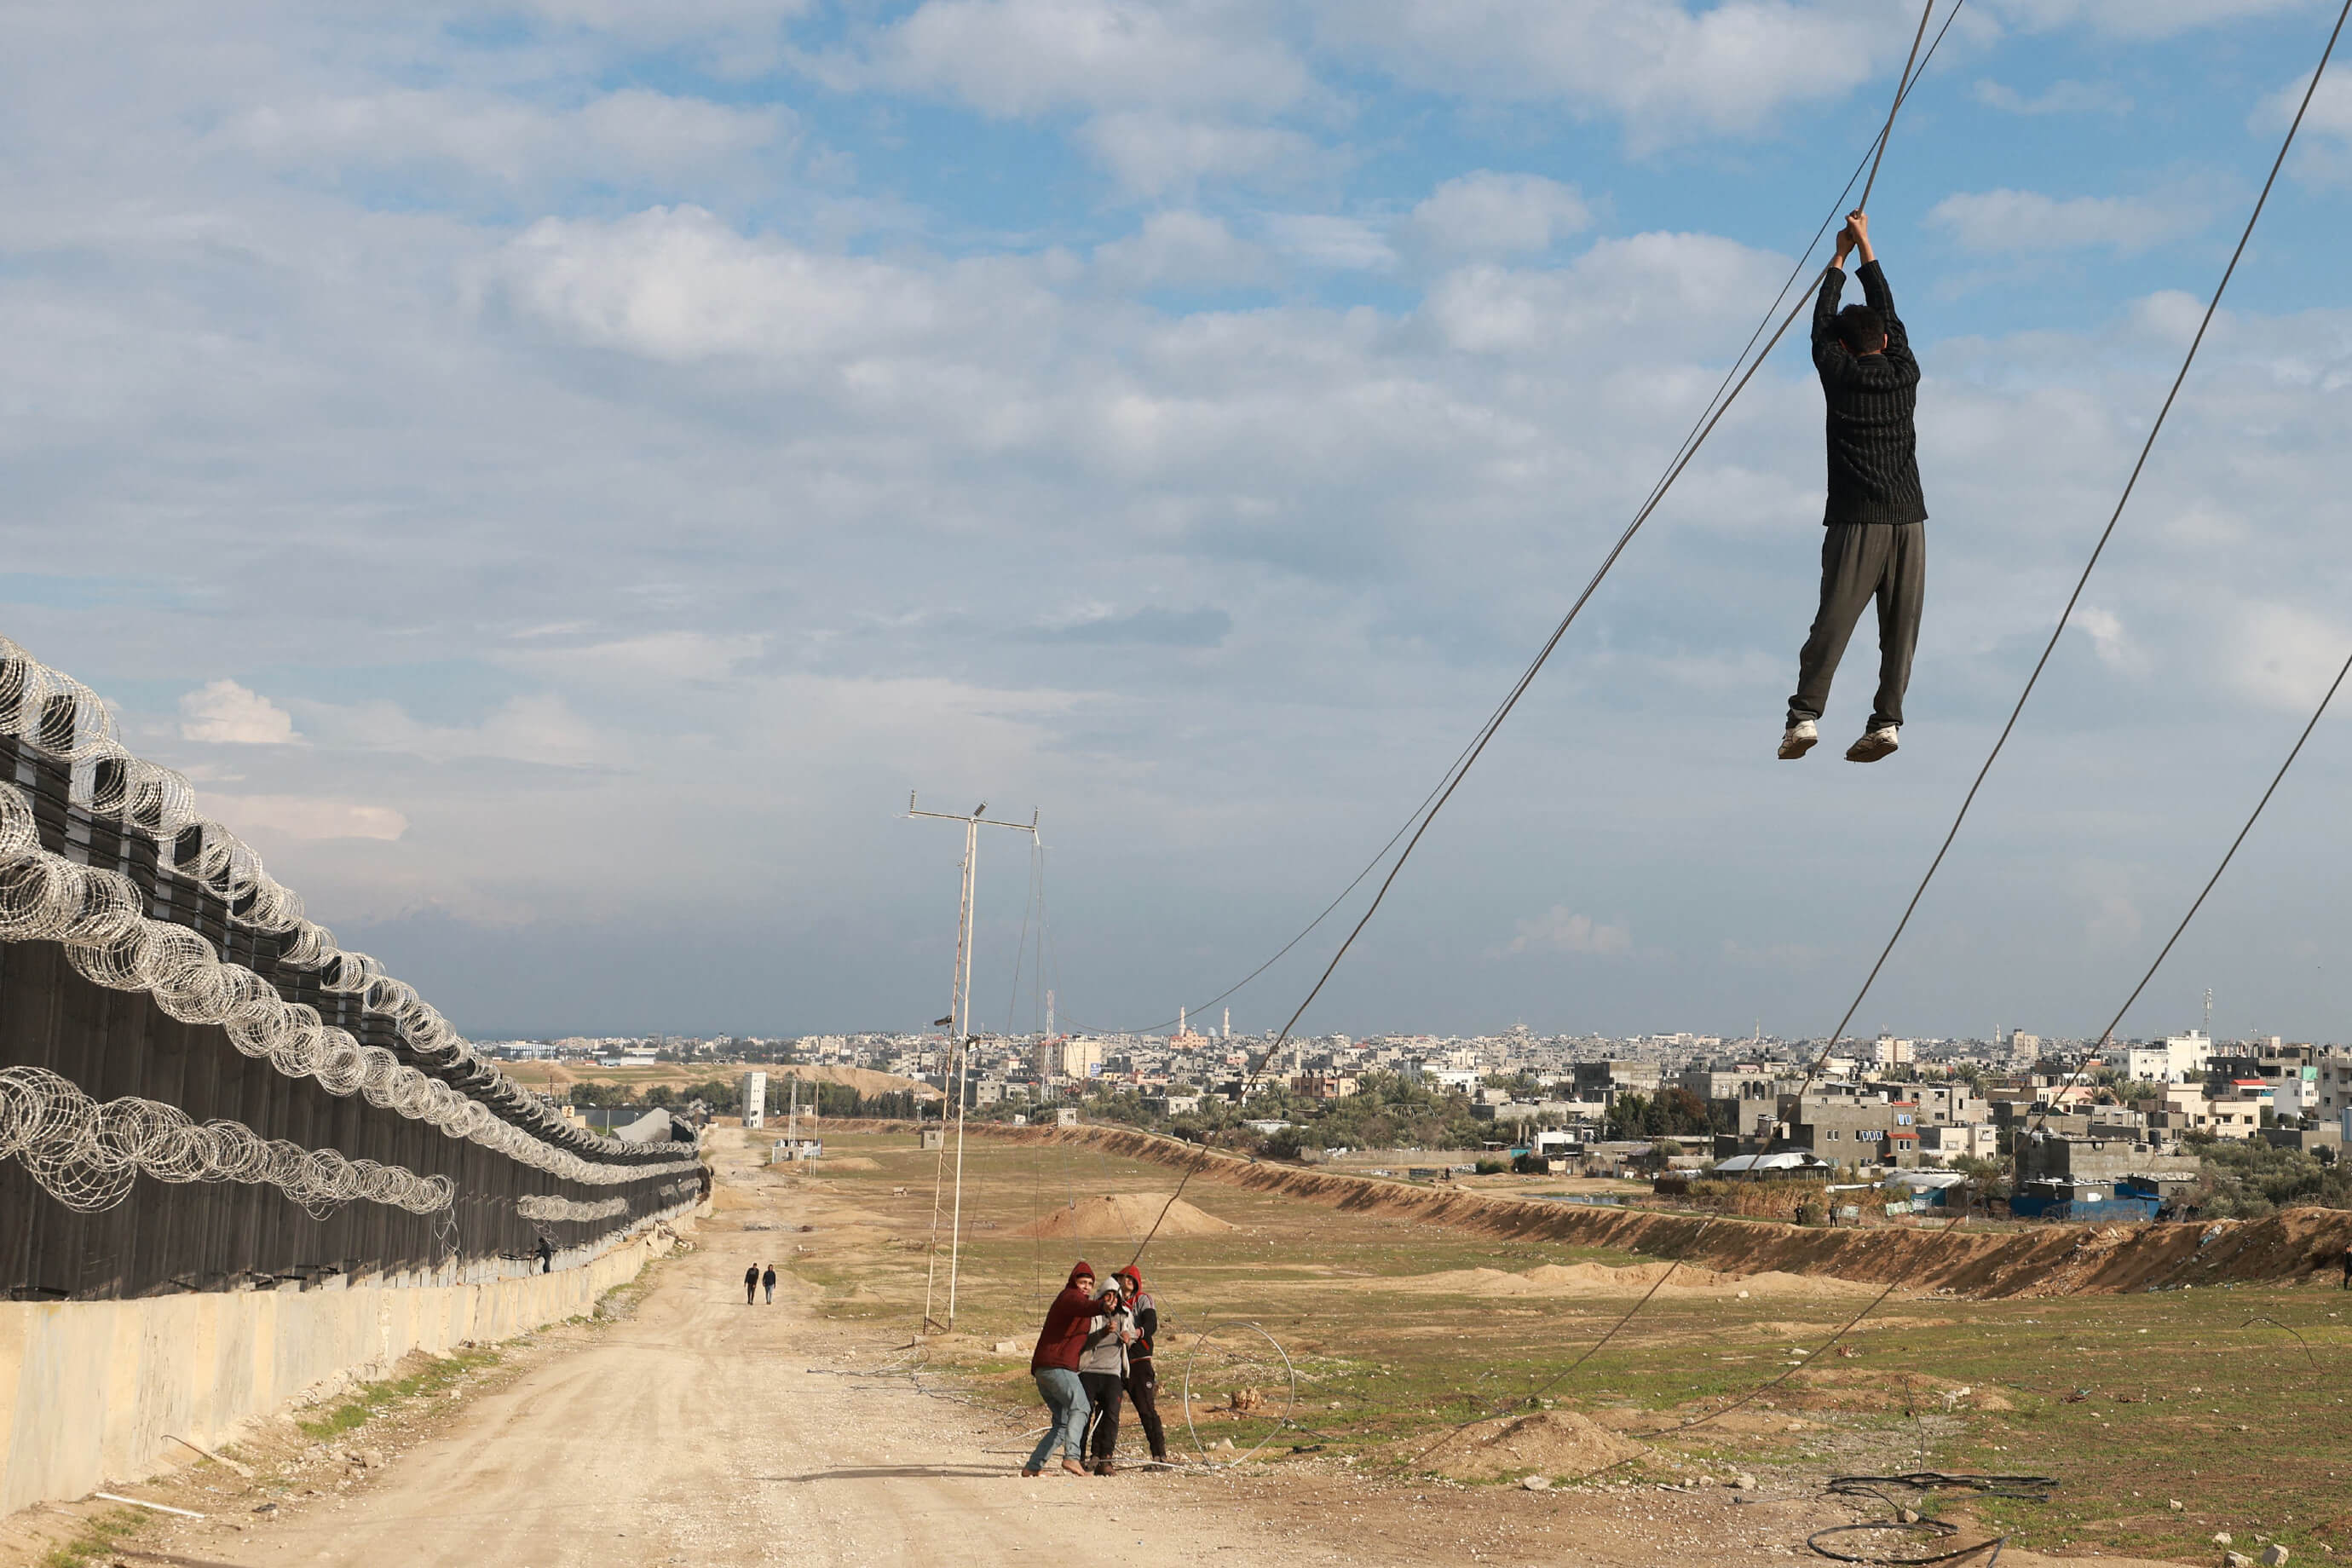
xmin=0 ymin=1218 xmax=687 ymax=1514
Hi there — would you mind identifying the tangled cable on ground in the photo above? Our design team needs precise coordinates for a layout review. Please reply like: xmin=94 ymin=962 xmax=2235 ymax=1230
xmin=0 ymin=1064 xmax=453 ymax=1218
xmin=1809 ymin=1473 xmax=2057 ymax=1565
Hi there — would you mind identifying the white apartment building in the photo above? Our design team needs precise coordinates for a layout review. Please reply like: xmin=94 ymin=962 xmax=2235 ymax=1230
xmin=1035 ymin=1036 xmax=1105 ymax=1082
xmin=2153 ymin=1080 xmax=2269 ymax=1140
xmin=2125 ymin=1031 xmax=2212 ymax=1085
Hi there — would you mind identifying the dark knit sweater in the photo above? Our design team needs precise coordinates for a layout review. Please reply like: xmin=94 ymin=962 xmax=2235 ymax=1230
xmin=1812 ymin=260 xmax=1927 ymax=526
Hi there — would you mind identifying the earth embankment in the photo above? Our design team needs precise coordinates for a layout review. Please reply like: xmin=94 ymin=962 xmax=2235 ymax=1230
xmin=834 ymin=1118 xmax=2352 ymax=1297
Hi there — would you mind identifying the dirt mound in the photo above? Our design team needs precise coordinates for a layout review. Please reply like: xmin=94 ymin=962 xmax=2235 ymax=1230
xmin=768 ymin=1065 xmax=941 ymax=1099
xmin=1428 ymin=1409 xmax=1650 ymax=1480
xmin=1010 ymin=1193 xmax=1236 ymax=1240
xmin=1346 ymin=1261 xmax=1881 ymax=1299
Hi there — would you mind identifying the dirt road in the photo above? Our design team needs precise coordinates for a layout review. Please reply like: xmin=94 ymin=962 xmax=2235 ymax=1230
xmin=103 ymin=1133 xmax=2184 ymax=1568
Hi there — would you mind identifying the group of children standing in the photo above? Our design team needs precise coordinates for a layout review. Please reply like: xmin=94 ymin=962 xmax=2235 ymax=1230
xmin=1023 ymin=1260 xmax=1167 ymax=1475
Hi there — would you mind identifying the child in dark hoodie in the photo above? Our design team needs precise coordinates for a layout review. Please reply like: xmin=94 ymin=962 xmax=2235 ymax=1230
xmin=1023 ymin=1260 xmax=1104 ymax=1475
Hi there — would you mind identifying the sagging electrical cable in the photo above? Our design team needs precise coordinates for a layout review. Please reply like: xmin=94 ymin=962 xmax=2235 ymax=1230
xmin=2027 ymin=635 xmax=2352 ymax=1137
xmin=1403 ymin=0 xmax=2352 ymax=1461
xmin=1124 ymin=1 xmax=1963 ymax=1267
xmin=1791 ymin=0 xmax=2352 ymax=1101
xmin=1082 ymin=1 xmax=1966 ymax=1046
xmin=1241 ymin=0 xmax=1957 ymax=1083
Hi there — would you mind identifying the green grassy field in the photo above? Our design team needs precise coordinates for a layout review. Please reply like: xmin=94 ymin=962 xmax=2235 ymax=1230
xmin=775 ymin=1132 xmax=2351 ymax=1562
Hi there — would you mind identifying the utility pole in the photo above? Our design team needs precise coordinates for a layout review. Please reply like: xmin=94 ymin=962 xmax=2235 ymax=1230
xmin=907 ymin=793 xmax=1039 ymax=1332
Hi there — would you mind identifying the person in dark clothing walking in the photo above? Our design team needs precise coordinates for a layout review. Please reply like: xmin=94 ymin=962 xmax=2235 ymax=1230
xmin=2340 ymin=1244 xmax=2351 ymax=1290
xmin=744 ymin=1263 xmax=759 ymax=1306
xmin=1023 ymin=1261 xmax=1106 ymax=1476
xmin=1782 ymin=210 xmax=1927 ymax=765
xmin=534 ymin=1236 xmax=553 ymax=1275
xmin=1113 ymin=1265 xmax=1168 ymax=1464
xmin=762 ymin=1264 xmax=777 ymax=1304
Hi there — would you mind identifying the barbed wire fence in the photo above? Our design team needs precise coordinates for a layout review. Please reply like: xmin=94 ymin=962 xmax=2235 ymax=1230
xmin=0 ymin=631 xmax=707 ymax=1294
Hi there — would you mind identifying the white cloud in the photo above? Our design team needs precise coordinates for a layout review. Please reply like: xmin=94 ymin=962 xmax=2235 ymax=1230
xmin=1503 ymin=906 xmax=1632 ymax=957
xmin=506 ymin=631 xmax=769 ymax=686
xmin=484 ymin=205 xmax=993 ymax=363
xmin=837 ymin=0 xmax=1311 ymax=118
xmin=1306 ymin=0 xmax=1906 ymax=147
xmin=808 ymin=1 xmax=1334 ymax=193
xmin=179 ymin=679 xmax=301 ymax=745
xmin=2268 ymin=68 xmax=2352 ymax=135
xmin=1405 ymin=172 xmax=1591 ymax=261
xmin=2071 ymin=606 xmax=2144 ymax=673
xmin=222 ymin=88 xmax=793 ymax=187
xmin=295 ymin=694 xmax=608 ymax=768
xmin=1093 ymin=210 xmax=1271 ymax=288
xmin=205 ymin=794 xmax=408 ymax=841
xmin=1971 ymin=78 xmax=2133 ymax=116
xmin=1925 ymin=187 xmax=2217 ymax=256
xmin=2222 ymin=602 xmax=2352 ymax=712
xmin=1979 ymin=0 xmax=2311 ymax=41
xmin=1421 ymin=231 xmax=1788 ymax=358
xmin=1078 ymin=112 xmax=1329 ymax=196
xmin=1263 ymin=213 xmax=1395 ymax=272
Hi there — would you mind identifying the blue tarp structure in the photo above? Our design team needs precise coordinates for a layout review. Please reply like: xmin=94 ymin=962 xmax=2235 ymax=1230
xmin=2010 ymin=1180 xmax=2161 ymax=1220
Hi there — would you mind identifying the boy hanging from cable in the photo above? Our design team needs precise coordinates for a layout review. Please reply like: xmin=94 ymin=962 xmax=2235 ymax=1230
xmin=1780 ymin=210 xmax=1928 ymax=764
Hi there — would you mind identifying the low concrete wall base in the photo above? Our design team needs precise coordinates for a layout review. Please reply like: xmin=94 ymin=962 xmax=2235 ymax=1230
xmin=0 ymin=1222 xmax=684 ymax=1514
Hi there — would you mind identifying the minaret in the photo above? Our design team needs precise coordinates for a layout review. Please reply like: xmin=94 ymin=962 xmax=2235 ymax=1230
xmin=1223 ymin=1007 xmax=1231 ymax=1040
xmin=1179 ymin=1007 xmax=1188 ymax=1041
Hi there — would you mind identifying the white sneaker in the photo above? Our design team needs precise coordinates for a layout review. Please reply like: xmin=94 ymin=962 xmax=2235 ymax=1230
xmin=1846 ymin=726 xmax=1899 ymax=763
xmin=1778 ymin=719 xmax=1818 ymax=759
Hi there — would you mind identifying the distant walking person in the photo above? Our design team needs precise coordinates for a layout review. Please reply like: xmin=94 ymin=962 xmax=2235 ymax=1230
xmin=744 ymin=1263 xmax=759 ymax=1306
xmin=763 ymin=1264 xmax=777 ymax=1305
xmin=534 ymin=1236 xmax=553 ymax=1275
xmin=1113 ymin=1265 xmax=1168 ymax=1464
xmin=2340 ymin=1244 xmax=2351 ymax=1290
xmin=1079 ymin=1277 xmax=1135 ymax=1474
xmin=1781 ymin=210 xmax=1928 ymax=765
xmin=1023 ymin=1262 xmax=1105 ymax=1477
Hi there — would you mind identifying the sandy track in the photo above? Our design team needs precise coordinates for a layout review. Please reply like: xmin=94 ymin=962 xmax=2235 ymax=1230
xmin=114 ymin=1134 xmax=2185 ymax=1568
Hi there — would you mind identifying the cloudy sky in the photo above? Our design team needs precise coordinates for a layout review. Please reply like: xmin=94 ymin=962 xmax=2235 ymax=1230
xmin=8 ymin=0 xmax=2352 ymax=1042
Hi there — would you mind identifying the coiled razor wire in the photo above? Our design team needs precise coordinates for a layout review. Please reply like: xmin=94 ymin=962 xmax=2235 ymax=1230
xmin=0 ymin=631 xmax=682 ymax=1174
xmin=0 ymin=838 xmax=700 ymax=1187
xmin=517 ymin=1194 xmax=629 ymax=1222
xmin=0 ymin=1064 xmax=453 ymax=1218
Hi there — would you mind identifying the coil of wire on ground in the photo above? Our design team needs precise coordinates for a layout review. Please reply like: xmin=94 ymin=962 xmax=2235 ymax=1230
xmin=1808 ymin=1473 xmax=2058 ymax=1565
xmin=0 ymin=1064 xmax=455 ymax=1217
